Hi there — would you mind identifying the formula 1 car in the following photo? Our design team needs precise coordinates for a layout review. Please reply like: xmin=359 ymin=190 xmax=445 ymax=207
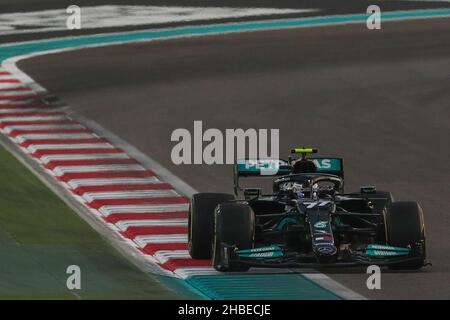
xmin=188 ymin=148 xmax=428 ymax=271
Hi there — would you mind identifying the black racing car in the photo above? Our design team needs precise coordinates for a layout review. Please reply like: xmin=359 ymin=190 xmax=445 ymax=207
xmin=188 ymin=148 xmax=428 ymax=272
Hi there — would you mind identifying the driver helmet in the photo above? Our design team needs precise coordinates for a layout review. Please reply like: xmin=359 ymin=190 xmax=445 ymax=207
xmin=291 ymin=159 xmax=317 ymax=174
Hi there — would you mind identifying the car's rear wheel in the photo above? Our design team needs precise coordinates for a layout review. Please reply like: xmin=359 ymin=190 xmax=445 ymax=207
xmin=213 ymin=203 xmax=255 ymax=272
xmin=188 ymin=193 xmax=234 ymax=259
xmin=384 ymin=201 xmax=426 ymax=270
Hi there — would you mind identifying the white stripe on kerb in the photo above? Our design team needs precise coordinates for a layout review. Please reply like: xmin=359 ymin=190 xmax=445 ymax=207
xmin=40 ymin=153 xmax=130 ymax=163
xmin=0 ymin=115 xmax=65 ymax=121
xmin=3 ymin=124 xmax=83 ymax=133
xmin=153 ymin=250 xmax=191 ymax=263
xmin=98 ymin=204 xmax=189 ymax=216
xmin=15 ymin=133 xmax=96 ymax=141
xmin=27 ymin=143 xmax=114 ymax=152
xmin=52 ymin=164 xmax=146 ymax=175
xmin=0 ymin=90 xmax=35 ymax=96
xmin=0 ymin=99 xmax=42 ymax=105
xmin=134 ymin=234 xmax=188 ymax=247
xmin=0 ymin=108 xmax=42 ymax=114
xmin=0 ymin=75 xmax=16 ymax=80
xmin=174 ymin=267 xmax=218 ymax=279
xmin=0 ymin=84 xmax=27 ymax=90
xmin=0 ymin=110 xmax=61 ymax=117
xmin=66 ymin=177 xmax=160 ymax=188
xmin=82 ymin=189 xmax=178 ymax=201
xmin=116 ymin=219 xmax=188 ymax=231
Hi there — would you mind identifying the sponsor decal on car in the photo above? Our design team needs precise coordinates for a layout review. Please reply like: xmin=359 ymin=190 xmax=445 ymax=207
xmin=236 ymin=246 xmax=283 ymax=259
xmin=315 ymin=245 xmax=337 ymax=255
xmin=315 ymin=235 xmax=333 ymax=242
xmin=314 ymin=221 xmax=328 ymax=229
xmin=365 ymin=244 xmax=410 ymax=257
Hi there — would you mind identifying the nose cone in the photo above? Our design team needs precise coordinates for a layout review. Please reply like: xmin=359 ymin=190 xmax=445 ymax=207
xmin=314 ymin=244 xmax=338 ymax=263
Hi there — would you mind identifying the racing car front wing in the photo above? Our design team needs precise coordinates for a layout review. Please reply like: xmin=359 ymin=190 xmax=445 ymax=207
xmin=217 ymin=243 xmax=428 ymax=269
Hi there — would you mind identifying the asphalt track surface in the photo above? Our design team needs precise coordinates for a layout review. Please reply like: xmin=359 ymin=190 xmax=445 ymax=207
xmin=17 ymin=16 xmax=450 ymax=299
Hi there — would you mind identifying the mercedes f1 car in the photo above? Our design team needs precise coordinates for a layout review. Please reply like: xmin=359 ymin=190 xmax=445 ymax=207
xmin=188 ymin=148 xmax=428 ymax=271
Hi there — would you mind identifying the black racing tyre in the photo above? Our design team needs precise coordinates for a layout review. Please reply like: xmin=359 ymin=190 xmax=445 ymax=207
xmin=188 ymin=193 xmax=235 ymax=259
xmin=385 ymin=201 xmax=426 ymax=270
xmin=213 ymin=203 xmax=255 ymax=272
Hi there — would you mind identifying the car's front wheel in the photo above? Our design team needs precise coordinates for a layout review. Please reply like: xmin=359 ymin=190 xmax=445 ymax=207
xmin=212 ymin=203 xmax=255 ymax=272
xmin=384 ymin=201 xmax=426 ymax=270
xmin=188 ymin=193 xmax=234 ymax=259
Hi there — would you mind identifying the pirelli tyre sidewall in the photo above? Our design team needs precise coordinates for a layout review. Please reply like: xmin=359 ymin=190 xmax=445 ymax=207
xmin=213 ymin=202 xmax=255 ymax=272
xmin=188 ymin=193 xmax=235 ymax=259
xmin=384 ymin=201 xmax=426 ymax=270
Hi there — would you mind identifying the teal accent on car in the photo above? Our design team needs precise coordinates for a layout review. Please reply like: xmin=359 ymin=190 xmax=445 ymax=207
xmin=236 ymin=159 xmax=291 ymax=176
xmin=236 ymin=246 xmax=283 ymax=259
xmin=313 ymin=158 xmax=342 ymax=172
xmin=276 ymin=216 xmax=300 ymax=231
xmin=366 ymin=244 xmax=410 ymax=257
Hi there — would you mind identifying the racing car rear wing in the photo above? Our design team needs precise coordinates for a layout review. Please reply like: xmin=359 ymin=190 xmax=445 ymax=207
xmin=233 ymin=158 xmax=344 ymax=195
xmin=309 ymin=158 xmax=344 ymax=177
xmin=235 ymin=159 xmax=292 ymax=177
